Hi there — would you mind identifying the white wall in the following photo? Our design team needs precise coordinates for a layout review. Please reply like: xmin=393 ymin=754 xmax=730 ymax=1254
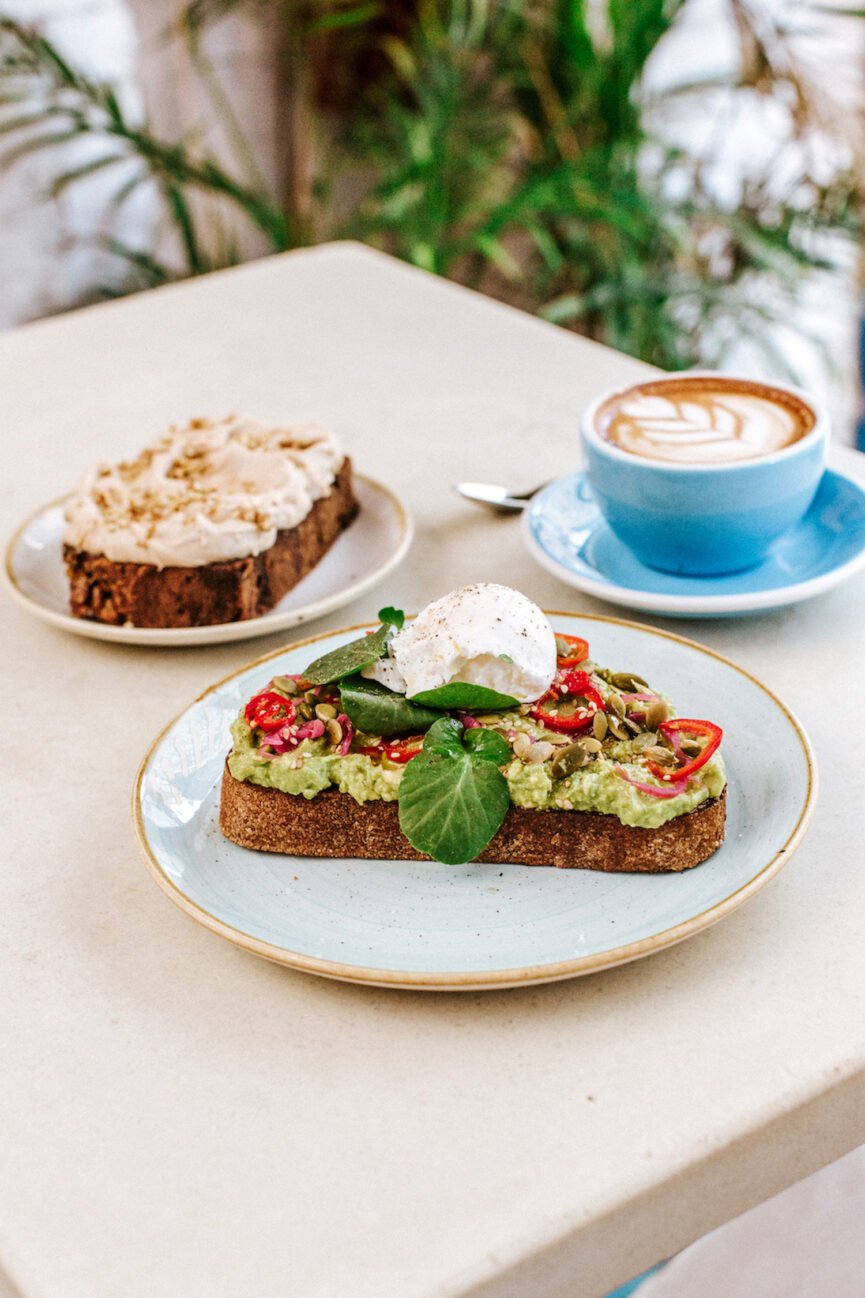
xmin=0 ymin=0 xmax=157 ymax=326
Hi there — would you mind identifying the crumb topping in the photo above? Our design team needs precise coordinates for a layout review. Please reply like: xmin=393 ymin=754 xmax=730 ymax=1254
xmin=63 ymin=414 xmax=344 ymax=568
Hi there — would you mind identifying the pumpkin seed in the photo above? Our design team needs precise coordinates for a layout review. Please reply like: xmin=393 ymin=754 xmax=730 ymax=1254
xmin=580 ymin=736 xmax=603 ymax=753
xmin=645 ymin=745 xmax=676 ymax=765
xmin=551 ymin=743 xmax=590 ymax=777
xmin=645 ymin=698 xmax=668 ymax=729
xmin=608 ymin=716 xmax=628 ymax=740
xmin=512 ymin=732 xmax=532 ymax=760
xmin=547 ymin=733 xmax=573 ymax=746
xmin=315 ymin=703 xmax=337 ymax=721
xmin=623 ymin=716 xmax=643 ymax=734
xmin=593 ymin=712 xmax=608 ymax=741
xmin=612 ymin=672 xmax=649 ymax=692
xmin=631 ymin=731 xmax=657 ymax=752
xmin=608 ymin=692 xmax=626 ymax=718
xmin=681 ymin=738 xmax=704 ymax=757
xmin=526 ymin=741 xmax=555 ymax=765
xmin=295 ymin=701 xmax=313 ymax=721
xmin=325 ymin=718 xmax=343 ymax=746
xmin=271 ymin=675 xmax=298 ymax=696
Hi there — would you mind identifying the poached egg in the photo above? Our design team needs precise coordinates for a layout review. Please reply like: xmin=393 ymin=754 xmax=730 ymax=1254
xmin=363 ymin=583 xmax=557 ymax=702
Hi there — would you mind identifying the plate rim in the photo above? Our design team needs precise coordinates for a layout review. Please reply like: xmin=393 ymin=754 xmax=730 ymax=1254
xmin=132 ymin=612 xmax=819 ymax=991
xmin=522 ymin=468 xmax=865 ymax=616
xmin=3 ymin=474 xmax=413 ymax=647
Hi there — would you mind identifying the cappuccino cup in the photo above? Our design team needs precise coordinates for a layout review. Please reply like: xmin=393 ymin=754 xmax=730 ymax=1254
xmin=580 ymin=372 xmax=827 ymax=576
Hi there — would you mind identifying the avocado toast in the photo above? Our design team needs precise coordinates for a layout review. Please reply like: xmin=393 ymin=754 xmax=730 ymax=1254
xmin=219 ymin=587 xmax=726 ymax=872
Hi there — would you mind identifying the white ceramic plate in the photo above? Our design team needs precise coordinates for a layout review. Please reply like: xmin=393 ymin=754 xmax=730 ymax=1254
xmin=134 ymin=614 xmax=817 ymax=990
xmin=3 ymin=475 xmax=412 ymax=647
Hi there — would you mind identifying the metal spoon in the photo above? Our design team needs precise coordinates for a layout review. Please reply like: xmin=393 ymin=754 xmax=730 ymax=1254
xmin=454 ymin=480 xmax=549 ymax=514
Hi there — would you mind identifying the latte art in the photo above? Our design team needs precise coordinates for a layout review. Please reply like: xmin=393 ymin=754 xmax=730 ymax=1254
xmin=599 ymin=380 xmax=815 ymax=464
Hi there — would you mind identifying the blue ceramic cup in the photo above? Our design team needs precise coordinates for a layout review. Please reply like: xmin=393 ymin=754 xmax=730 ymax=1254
xmin=580 ymin=372 xmax=828 ymax=576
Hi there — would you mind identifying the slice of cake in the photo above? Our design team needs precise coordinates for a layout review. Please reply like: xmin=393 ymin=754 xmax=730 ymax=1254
xmin=63 ymin=415 xmax=358 ymax=628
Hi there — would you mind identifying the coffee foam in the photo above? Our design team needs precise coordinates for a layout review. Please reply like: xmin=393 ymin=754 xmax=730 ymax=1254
xmin=597 ymin=377 xmax=816 ymax=465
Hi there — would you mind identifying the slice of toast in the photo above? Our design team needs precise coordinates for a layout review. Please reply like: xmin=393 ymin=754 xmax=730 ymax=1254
xmin=219 ymin=763 xmax=726 ymax=872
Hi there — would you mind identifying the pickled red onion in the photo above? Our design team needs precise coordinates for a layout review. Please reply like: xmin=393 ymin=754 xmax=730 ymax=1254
xmin=614 ymin=765 xmax=689 ymax=798
xmin=337 ymin=715 xmax=353 ymax=756
xmin=260 ymin=717 xmax=325 ymax=754
xmin=295 ymin=719 xmax=325 ymax=742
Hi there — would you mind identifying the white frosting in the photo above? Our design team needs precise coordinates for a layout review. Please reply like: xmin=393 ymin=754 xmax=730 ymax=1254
xmin=63 ymin=416 xmax=344 ymax=567
xmin=363 ymin=583 xmax=557 ymax=702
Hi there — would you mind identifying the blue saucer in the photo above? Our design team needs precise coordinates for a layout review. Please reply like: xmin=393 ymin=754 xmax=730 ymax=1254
xmin=522 ymin=467 xmax=865 ymax=618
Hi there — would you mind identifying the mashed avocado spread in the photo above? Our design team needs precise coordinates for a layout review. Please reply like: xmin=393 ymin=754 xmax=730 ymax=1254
xmin=228 ymin=708 xmax=725 ymax=830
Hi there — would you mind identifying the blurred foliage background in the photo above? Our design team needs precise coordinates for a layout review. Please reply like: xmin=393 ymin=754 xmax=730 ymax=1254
xmin=0 ymin=0 xmax=862 ymax=375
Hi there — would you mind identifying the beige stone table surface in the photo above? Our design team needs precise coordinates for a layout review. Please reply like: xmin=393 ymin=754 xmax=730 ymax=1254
xmin=1 ymin=243 xmax=863 ymax=1298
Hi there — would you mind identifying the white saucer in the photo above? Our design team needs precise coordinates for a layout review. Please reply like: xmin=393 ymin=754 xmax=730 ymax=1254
xmin=522 ymin=467 xmax=865 ymax=618
xmin=3 ymin=475 xmax=413 ymax=646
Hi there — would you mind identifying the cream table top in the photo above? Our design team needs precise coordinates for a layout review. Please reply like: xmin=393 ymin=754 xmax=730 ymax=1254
xmin=1 ymin=243 xmax=863 ymax=1298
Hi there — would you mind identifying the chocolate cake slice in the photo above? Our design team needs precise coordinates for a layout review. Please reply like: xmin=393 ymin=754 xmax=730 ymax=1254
xmin=63 ymin=417 xmax=358 ymax=628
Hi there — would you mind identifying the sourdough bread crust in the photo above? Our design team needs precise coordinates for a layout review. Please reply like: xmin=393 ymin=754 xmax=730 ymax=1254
xmin=64 ymin=459 xmax=358 ymax=628
xmin=219 ymin=763 xmax=726 ymax=872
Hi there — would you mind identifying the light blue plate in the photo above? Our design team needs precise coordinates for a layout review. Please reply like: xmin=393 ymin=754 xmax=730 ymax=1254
xmin=523 ymin=469 xmax=865 ymax=618
xmin=134 ymin=615 xmax=817 ymax=990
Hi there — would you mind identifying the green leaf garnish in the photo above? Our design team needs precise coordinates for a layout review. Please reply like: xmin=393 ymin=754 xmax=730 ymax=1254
xmin=378 ymin=606 xmax=405 ymax=631
xmin=463 ymin=726 xmax=511 ymax=765
xmin=304 ymin=608 xmax=404 ymax=685
xmin=397 ymin=717 xmax=511 ymax=865
xmin=419 ymin=716 xmax=467 ymax=758
xmin=338 ymin=676 xmax=442 ymax=737
xmin=409 ymin=682 xmax=519 ymax=710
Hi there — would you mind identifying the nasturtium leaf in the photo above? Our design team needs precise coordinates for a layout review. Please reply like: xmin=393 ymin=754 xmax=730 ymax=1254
xmin=304 ymin=610 xmax=404 ymax=685
xmin=409 ymin=682 xmax=519 ymax=710
xmin=338 ymin=676 xmax=441 ymax=737
xmin=464 ymin=727 xmax=511 ymax=766
xmin=418 ymin=715 xmax=466 ymax=756
xmin=397 ymin=718 xmax=511 ymax=865
xmin=378 ymin=606 xmax=405 ymax=631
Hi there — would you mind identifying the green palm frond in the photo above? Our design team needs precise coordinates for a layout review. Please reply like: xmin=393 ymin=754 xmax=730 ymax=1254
xmin=0 ymin=1 xmax=861 ymax=377
xmin=0 ymin=17 xmax=288 ymax=276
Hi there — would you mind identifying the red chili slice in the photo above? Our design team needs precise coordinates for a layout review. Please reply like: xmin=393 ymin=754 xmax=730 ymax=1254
xmin=555 ymin=634 xmax=590 ymax=667
xmin=357 ymin=735 xmax=425 ymax=764
xmin=645 ymin=718 xmax=723 ymax=782
xmin=530 ymin=669 xmax=605 ymax=733
xmin=245 ymin=691 xmax=297 ymax=733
